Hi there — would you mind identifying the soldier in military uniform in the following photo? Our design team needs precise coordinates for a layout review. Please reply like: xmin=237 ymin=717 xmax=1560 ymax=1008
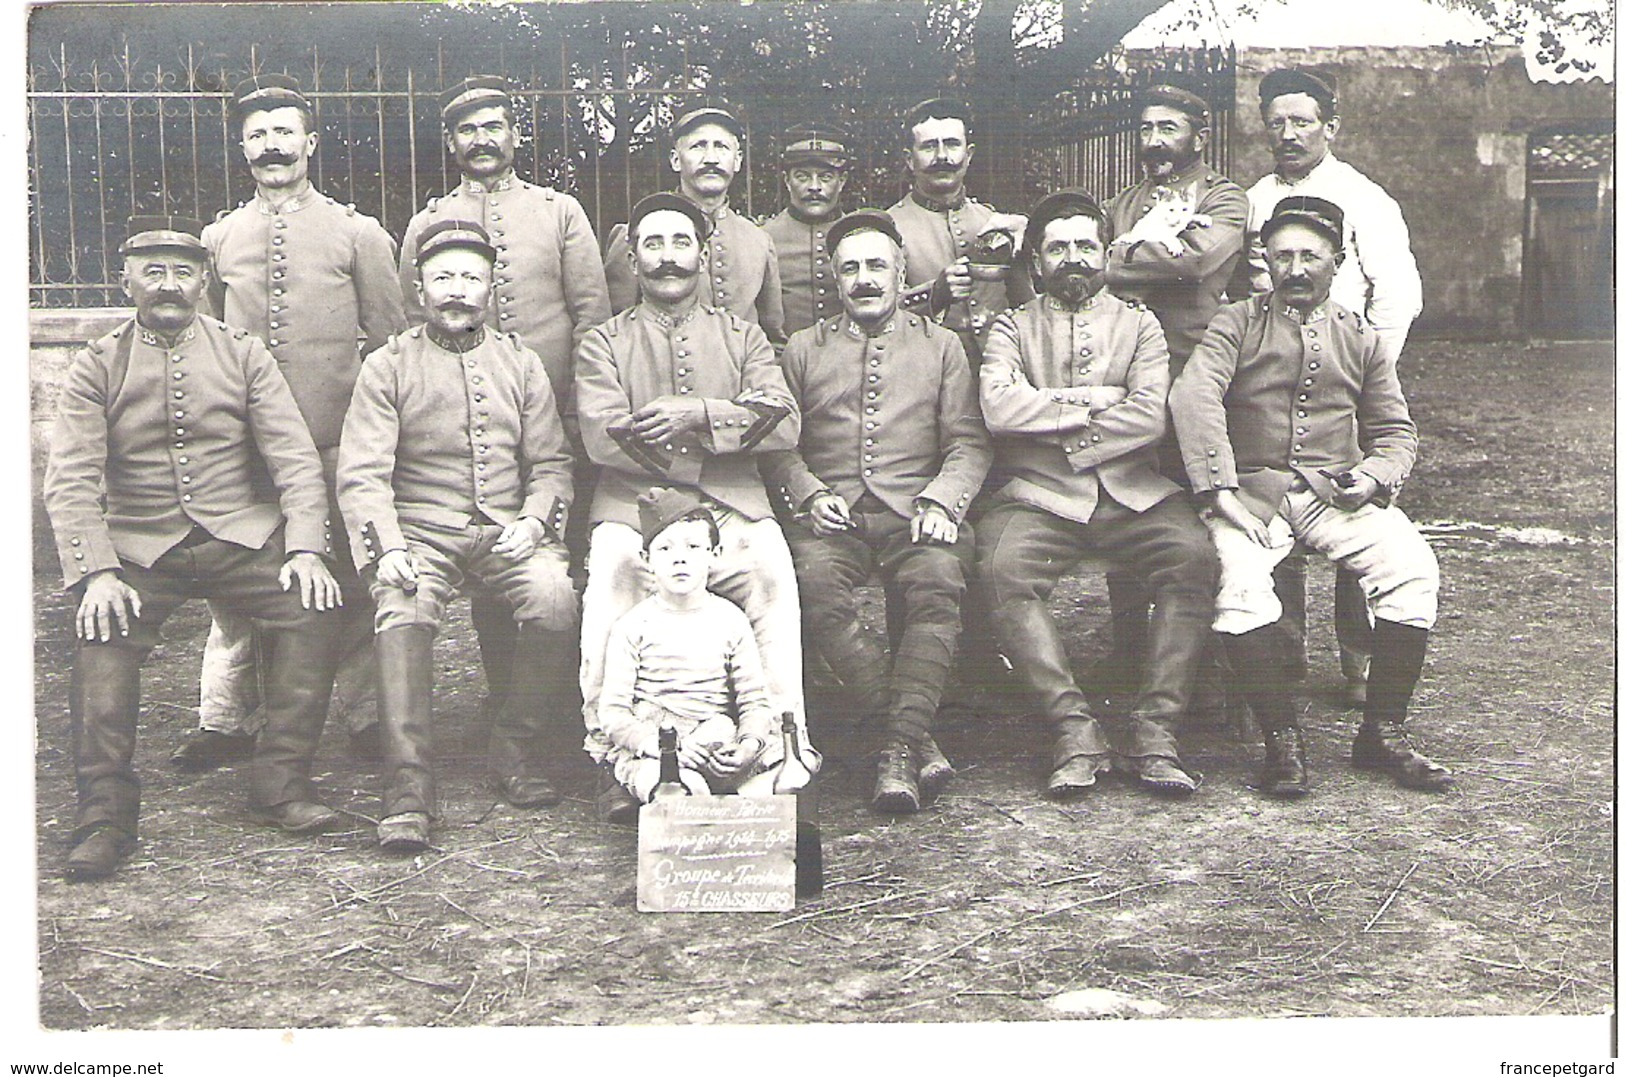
xmin=604 ymin=106 xmax=786 ymax=348
xmin=976 ymin=190 xmax=1218 ymax=799
xmin=576 ymin=193 xmax=805 ymax=819
xmin=762 ymin=210 xmax=991 ymax=812
xmin=172 ymin=74 xmax=406 ymax=771
xmin=888 ymin=97 xmax=1029 ymax=363
xmin=397 ymin=75 xmax=612 ymax=731
xmin=761 ymin=121 xmax=853 ymax=336
xmin=338 ymin=220 xmax=578 ymax=854
xmin=45 ymin=217 xmax=346 ymax=880
xmin=1097 ymin=84 xmax=1250 ymax=705
xmin=1169 ymin=196 xmax=1448 ymax=797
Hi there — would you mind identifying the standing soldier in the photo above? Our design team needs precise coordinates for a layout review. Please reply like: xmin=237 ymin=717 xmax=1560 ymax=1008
xmin=340 ymin=220 xmax=579 ymax=852
xmin=577 ymin=193 xmax=805 ymax=820
xmin=1170 ymin=196 xmax=1448 ymax=796
xmin=1245 ymin=67 xmax=1425 ymax=706
xmin=761 ymin=121 xmax=853 ymax=336
xmin=397 ymin=75 xmax=612 ymax=721
xmin=604 ymin=106 xmax=786 ymax=348
xmin=46 ymin=217 xmax=346 ymax=879
xmin=976 ymin=190 xmax=1218 ymax=799
xmin=763 ymin=210 xmax=991 ymax=812
xmin=171 ymin=74 xmax=405 ymax=771
xmin=1097 ymin=84 xmax=1249 ymax=701
xmin=888 ymin=97 xmax=1027 ymax=363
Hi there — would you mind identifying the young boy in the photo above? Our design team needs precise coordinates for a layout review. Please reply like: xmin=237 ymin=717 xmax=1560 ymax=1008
xmin=595 ymin=488 xmax=817 ymax=801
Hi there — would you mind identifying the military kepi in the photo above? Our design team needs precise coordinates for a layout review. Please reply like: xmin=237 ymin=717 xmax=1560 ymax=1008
xmin=823 ymin=209 xmax=902 ymax=257
xmin=415 ymin=218 xmax=498 ymax=264
xmin=627 ymin=191 xmax=712 ymax=241
xmin=672 ymin=105 xmax=745 ymax=142
xmin=120 ymin=214 xmax=207 ymax=257
xmin=1138 ymin=84 xmax=1211 ymax=127
xmin=1022 ymin=187 xmax=1105 ymax=260
xmin=440 ymin=75 xmax=512 ymax=126
xmin=637 ymin=486 xmax=712 ymax=546
xmin=1262 ymin=195 xmax=1345 ymax=249
xmin=903 ymin=96 xmax=972 ymax=135
xmin=233 ymin=73 xmax=309 ymax=119
xmin=782 ymin=121 xmax=853 ymax=168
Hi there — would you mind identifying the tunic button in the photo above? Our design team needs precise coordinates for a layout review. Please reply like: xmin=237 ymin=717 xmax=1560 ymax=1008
xmin=676 ymin=368 xmax=688 ymax=376
xmin=269 ymin=321 xmax=281 ymax=329
xmin=1309 ymin=362 xmax=1320 ymax=371
xmin=677 ymin=350 xmax=690 ymax=358
xmin=79 ymin=565 xmax=88 ymax=574
xmin=866 ymin=407 xmax=876 ymax=414
xmin=1299 ymin=394 xmax=1309 ymax=401
xmin=174 ymin=410 xmax=185 ymax=419
xmin=1296 ymin=427 xmax=1307 ymax=435
xmin=866 ymin=422 xmax=875 ymax=430
xmin=868 ymin=374 xmax=878 ymax=383
xmin=74 ymin=552 xmax=83 ymax=560
xmin=1311 ymin=344 xmax=1322 ymax=352
xmin=171 ymin=355 xmax=182 ymax=363
xmin=502 ymin=313 xmax=514 ymax=320
xmin=272 ymin=237 xmax=283 ymax=246
xmin=272 ymin=288 xmax=284 ymax=297
xmin=178 ymin=456 xmax=189 ymax=464
xmin=867 ymin=391 xmax=877 ymax=399
xmin=182 ymin=494 xmax=192 ymax=502
xmin=680 ymin=386 xmax=691 ymax=393
xmin=182 ymin=476 xmax=192 ymax=484
xmin=270 ymin=339 xmax=281 ymax=347
xmin=870 ymin=359 xmax=880 ymax=367
xmin=1297 ymin=410 xmax=1307 ymax=418
xmin=271 ymin=305 xmax=282 ymax=313
xmin=863 ymin=468 xmax=873 ymax=477
xmin=865 ymin=438 xmax=874 ymax=446
xmin=466 ymin=360 xmax=476 ymax=368
xmin=174 ymin=390 xmax=184 ymax=400
xmin=173 ymin=371 xmax=183 ymax=380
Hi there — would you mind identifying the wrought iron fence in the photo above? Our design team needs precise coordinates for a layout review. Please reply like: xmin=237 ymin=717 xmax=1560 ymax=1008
xmin=29 ymin=34 xmax=1235 ymax=308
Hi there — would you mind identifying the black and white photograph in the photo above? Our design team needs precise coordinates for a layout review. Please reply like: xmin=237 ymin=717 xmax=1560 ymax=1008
xmin=9 ymin=0 xmax=1617 ymax=1068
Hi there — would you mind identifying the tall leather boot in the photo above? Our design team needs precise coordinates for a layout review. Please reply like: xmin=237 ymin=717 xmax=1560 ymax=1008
xmin=1117 ymin=586 xmax=1208 ymax=797
xmin=887 ymin=619 xmax=959 ymax=800
xmin=250 ymin=619 xmax=342 ymax=826
xmin=807 ymin=606 xmax=890 ymax=762
xmin=375 ymin=624 xmax=436 ymax=821
xmin=488 ymin=621 xmax=577 ymax=808
xmin=68 ymin=644 xmax=145 ymax=870
xmin=991 ymin=599 xmax=1110 ymax=797
xmin=1227 ymin=625 xmax=1309 ymax=797
xmin=1334 ymin=568 xmax=1373 ymax=706
xmin=471 ymin=593 xmax=517 ymax=724
xmin=1097 ymin=570 xmax=1150 ymax=703
xmin=1271 ymin=553 xmax=1310 ymax=684
xmin=1353 ymin=619 xmax=1450 ymax=791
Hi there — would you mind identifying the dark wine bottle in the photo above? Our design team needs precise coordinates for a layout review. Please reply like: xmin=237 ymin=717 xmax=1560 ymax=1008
xmin=773 ymin=712 xmax=823 ymax=897
xmin=651 ymin=722 xmax=689 ymax=800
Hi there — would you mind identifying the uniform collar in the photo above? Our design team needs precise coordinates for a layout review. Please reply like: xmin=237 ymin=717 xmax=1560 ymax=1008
xmin=1141 ymin=158 xmax=1208 ymax=191
xmin=640 ymin=301 xmax=703 ymax=330
xmin=137 ymin=320 xmax=197 ymax=349
xmin=1276 ymin=300 xmax=1329 ymax=325
xmin=1043 ymin=290 xmax=1102 ymax=315
xmin=787 ymin=205 xmax=839 ymax=228
xmin=909 ymin=189 xmax=968 ymax=214
xmin=460 ymin=170 xmax=518 ymax=195
xmin=426 ymin=323 xmax=487 ymax=353
xmin=254 ymin=185 xmax=317 ymax=215
xmin=842 ymin=314 xmax=897 ymax=340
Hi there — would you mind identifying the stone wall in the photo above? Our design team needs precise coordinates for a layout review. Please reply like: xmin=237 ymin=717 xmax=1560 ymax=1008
xmin=1230 ymin=45 xmax=1614 ymax=338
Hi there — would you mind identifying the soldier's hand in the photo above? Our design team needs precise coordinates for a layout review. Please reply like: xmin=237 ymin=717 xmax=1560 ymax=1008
xmin=911 ymin=501 xmax=958 ymax=546
xmin=704 ymin=734 xmax=764 ymax=780
xmin=630 ymin=397 xmax=706 ymax=443
xmin=493 ymin=516 xmax=545 ymax=561
xmin=76 ymin=570 xmax=142 ymax=642
xmin=939 ymin=258 xmax=975 ymax=301
xmin=1329 ymin=470 xmax=1381 ymax=511
xmin=1212 ymin=489 xmax=1274 ymax=547
xmin=281 ymin=552 xmax=343 ymax=611
xmin=376 ymin=549 xmax=418 ymax=593
xmin=806 ymin=491 xmax=854 ymax=536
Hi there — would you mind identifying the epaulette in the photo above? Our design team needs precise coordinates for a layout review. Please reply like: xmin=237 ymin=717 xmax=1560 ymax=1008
xmin=726 ymin=312 xmax=747 ymax=333
xmin=507 ymin=331 xmax=524 ymax=348
xmin=346 ymin=203 xmax=357 ymax=217
xmin=426 ymin=196 xmax=440 ymax=212
xmin=542 ymin=186 xmax=555 ymax=201
xmin=1122 ymin=297 xmax=1145 ymax=310
xmin=214 ymin=207 xmax=231 ymax=223
xmin=87 ymin=338 xmax=105 ymax=355
xmin=1352 ymin=312 xmax=1366 ymax=333
xmin=914 ymin=314 xmax=933 ymax=337
xmin=409 ymin=326 xmax=423 ymax=340
xmin=387 ymin=332 xmax=402 ymax=352
xmin=605 ymin=312 xmax=625 ymax=336
xmin=232 ymin=326 xmax=249 ymax=340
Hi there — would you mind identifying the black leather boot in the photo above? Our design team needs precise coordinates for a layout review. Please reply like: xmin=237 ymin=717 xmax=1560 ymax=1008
xmin=250 ymin=619 xmax=342 ymax=828
xmin=1116 ymin=584 xmax=1208 ymax=797
xmin=887 ymin=619 xmax=958 ymax=800
xmin=375 ymin=624 xmax=436 ymax=827
xmin=1046 ymin=714 xmax=1112 ymax=797
xmin=1094 ymin=570 xmax=1149 ymax=702
xmin=1228 ymin=625 xmax=1309 ymax=797
xmin=488 ymin=621 xmax=576 ymax=808
xmin=1334 ymin=568 xmax=1373 ymax=707
xmin=1271 ymin=553 xmax=1310 ymax=684
xmin=872 ymin=740 xmax=920 ymax=814
xmin=69 ymin=644 xmax=145 ymax=858
xmin=1353 ymin=620 xmax=1450 ymax=791
xmin=471 ymin=592 xmax=517 ymax=725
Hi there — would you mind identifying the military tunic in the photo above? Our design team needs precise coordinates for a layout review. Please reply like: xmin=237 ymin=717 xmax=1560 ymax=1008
xmin=45 ymin=315 xmax=332 ymax=590
xmin=761 ymin=207 xmax=841 ymax=336
xmin=337 ymin=326 xmax=573 ymax=569
xmin=398 ymin=173 xmax=610 ymax=425
xmin=1105 ymin=161 xmax=1249 ymax=370
xmin=888 ymin=191 xmax=1016 ymax=338
xmin=603 ymin=199 xmax=786 ymax=344
xmin=202 ymin=188 xmax=406 ymax=452
xmin=574 ymin=304 xmax=801 ymax=527
xmin=766 ymin=313 xmax=990 ymax=523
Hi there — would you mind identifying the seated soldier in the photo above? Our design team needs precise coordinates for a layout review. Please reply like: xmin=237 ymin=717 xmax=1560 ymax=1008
xmin=338 ymin=219 xmax=579 ymax=854
xmin=762 ymin=210 xmax=991 ymax=813
xmin=597 ymin=488 xmax=809 ymax=801
xmin=44 ymin=215 xmax=346 ymax=880
xmin=976 ymin=189 xmax=1218 ymax=799
xmin=575 ymin=192 xmax=808 ymax=821
xmin=1169 ymin=195 xmax=1450 ymax=796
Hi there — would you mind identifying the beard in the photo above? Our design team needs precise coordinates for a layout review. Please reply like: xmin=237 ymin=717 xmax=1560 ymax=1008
xmin=1048 ymin=266 xmax=1104 ymax=305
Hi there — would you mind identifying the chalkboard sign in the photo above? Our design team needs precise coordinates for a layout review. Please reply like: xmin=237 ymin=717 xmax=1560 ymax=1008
xmin=637 ymin=794 xmax=798 ymax=913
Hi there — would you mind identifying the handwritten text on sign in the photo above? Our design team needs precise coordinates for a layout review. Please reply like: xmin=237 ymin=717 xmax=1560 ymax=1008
xmin=637 ymin=795 xmax=797 ymax=913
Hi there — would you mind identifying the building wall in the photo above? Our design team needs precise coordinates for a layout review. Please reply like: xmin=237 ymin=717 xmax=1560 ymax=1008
xmin=1230 ymin=45 xmax=1614 ymax=338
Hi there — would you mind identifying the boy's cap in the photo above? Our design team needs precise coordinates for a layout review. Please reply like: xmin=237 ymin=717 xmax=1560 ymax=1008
xmin=638 ymin=486 xmax=710 ymax=545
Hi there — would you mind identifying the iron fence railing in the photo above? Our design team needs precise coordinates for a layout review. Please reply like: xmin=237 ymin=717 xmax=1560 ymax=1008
xmin=28 ymin=37 xmax=1235 ymax=308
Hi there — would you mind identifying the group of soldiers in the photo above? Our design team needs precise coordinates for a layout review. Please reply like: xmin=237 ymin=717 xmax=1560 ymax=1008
xmin=44 ymin=63 xmax=1451 ymax=882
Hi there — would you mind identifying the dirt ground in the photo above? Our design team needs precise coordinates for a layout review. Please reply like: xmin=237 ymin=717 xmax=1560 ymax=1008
xmin=30 ymin=340 xmax=1614 ymax=1030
